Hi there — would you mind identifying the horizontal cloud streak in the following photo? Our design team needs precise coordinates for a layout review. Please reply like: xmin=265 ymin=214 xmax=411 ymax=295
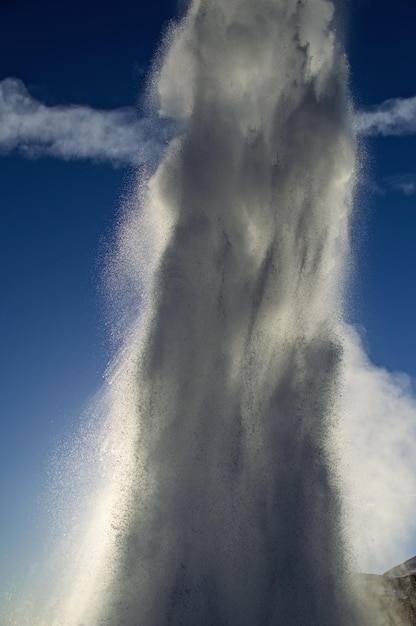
xmin=356 ymin=95 xmax=416 ymax=136
xmin=385 ymin=173 xmax=416 ymax=196
xmin=0 ymin=78 xmax=179 ymax=167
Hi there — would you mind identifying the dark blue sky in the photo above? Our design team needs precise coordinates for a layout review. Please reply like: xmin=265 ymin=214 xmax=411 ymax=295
xmin=347 ymin=1 xmax=416 ymax=379
xmin=0 ymin=0 xmax=415 ymax=590
xmin=0 ymin=0 xmax=177 ymax=586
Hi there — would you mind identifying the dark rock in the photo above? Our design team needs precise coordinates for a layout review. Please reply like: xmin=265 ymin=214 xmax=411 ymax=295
xmin=358 ymin=557 xmax=416 ymax=625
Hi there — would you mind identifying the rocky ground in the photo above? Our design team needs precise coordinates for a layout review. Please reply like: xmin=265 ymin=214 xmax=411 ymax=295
xmin=358 ymin=557 xmax=416 ymax=625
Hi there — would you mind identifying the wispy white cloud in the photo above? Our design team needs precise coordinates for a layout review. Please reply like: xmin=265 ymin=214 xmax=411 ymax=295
xmin=385 ymin=173 xmax=416 ymax=196
xmin=356 ymin=95 xmax=416 ymax=136
xmin=363 ymin=173 xmax=416 ymax=197
xmin=0 ymin=78 xmax=179 ymax=167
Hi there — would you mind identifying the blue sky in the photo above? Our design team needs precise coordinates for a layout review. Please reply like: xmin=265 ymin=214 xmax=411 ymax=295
xmin=348 ymin=2 xmax=416 ymax=379
xmin=0 ymin=0 xmax=415 ymax=595
xmin=0 ymin=0 xmax=178 ymax=590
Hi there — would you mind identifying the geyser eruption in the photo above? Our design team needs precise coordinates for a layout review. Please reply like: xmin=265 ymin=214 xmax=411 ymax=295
xmin=94 ymin=0 xmax=357 ymax=623
xmin=18 ymin=0 xmax=367 ymax=624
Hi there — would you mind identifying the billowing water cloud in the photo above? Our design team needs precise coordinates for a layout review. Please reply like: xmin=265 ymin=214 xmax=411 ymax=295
xmin=338 ymin=326 xmax=416 ymax=574
xmin=81 ymin=0 xmax=360 ymax=623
